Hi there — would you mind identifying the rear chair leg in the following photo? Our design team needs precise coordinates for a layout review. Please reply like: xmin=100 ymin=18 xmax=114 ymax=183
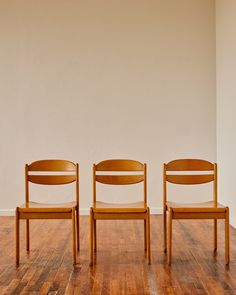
xmin=90 ymin=208 xmax=94 ymax=266
xmin=168 ymin=208 xmax=173 ymax=265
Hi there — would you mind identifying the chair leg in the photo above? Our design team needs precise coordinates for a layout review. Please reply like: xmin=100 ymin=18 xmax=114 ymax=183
xmin=90 ymin=208 xmax=94 ymax=266
xmin=146 ymin=207 xmax=151 ymax=264
xmin=94 ymin=220 xmax=97 ymax=252
xmin=76 ymin=206 xmax=80 ymax=251
xmin=168 ymin=208 xmax=173 ymax=265
xmin=144 ymin=219 xmax=147 ymax=251
xmin=163 ymin=209 xmax=167 ymax=254
xmin=225 ymin=207 xmax=230 ymax=265
xmin=26 ymin=220 xmax=30 ymax=252
xmin=15 ymin=208 xmax=20 ymax=266
xmin=214 ymin=219 xmax=217 ymax=252
xmin=72 ymin=208 xmax=76 ymax=265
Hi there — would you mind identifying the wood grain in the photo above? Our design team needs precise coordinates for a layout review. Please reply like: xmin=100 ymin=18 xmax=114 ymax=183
xmin=95 ymin=175 xmax=144 ymax=185
xmin=95 ymin=159 xmax=144 ymax=171
xmin=1 ymin=216 xmax=236 ymax=294
xmin=28 ymin=159 xmax=76 ymax=171
xmin=166 ymin=159 xmax=214 ymax=171
xmin=166 ymin=174 xmax=214 ymax=185
xmin=94 ymin=201 xmax=146 ymax=212
xmin=28 ymin=175 xmax=76 ymax=185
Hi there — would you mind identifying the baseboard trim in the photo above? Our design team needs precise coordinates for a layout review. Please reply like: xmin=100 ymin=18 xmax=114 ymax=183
xmin=0 ymin=209 xmax=15 ymax=216
xmin=0 ymin=207 xmax=163 ymax=216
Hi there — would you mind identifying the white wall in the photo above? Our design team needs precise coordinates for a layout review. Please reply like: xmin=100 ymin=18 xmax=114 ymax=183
xmin=0 ymin=0 xmax=216 ymax=214
xmin=216 ymin=0 xmax=236 ymax=226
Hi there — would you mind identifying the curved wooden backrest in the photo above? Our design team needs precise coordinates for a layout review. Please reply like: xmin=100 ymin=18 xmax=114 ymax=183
xmin=96 ymin=159 xmax=144 ymax=171
xmin=95 ymin=159 xmax=145 ymax=185
xmin=166 ymin=174 xmax=214 ymax=185
xmin=166 ymin=159 xmax=214 ymax=171
xmin=165 ymin=159 xmax=215 ymax=185
xmin=96 ymin=175 xmax=144 ymax=185
xmin=27 ymin=160 xmax=77 ymax=185
xmin=28 ymin=159 xmax=76 ymax=171
xmin=27 ymin=175 xmax=76 ymax=185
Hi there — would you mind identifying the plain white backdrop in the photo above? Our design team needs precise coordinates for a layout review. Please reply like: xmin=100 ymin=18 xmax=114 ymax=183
xmin=216 ymin=0 xmax=236 ymax=227
xmin=0 ymin=0 xmax=216 ymax=214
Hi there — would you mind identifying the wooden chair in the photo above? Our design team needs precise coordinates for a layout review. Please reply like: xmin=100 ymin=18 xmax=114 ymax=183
xmin=15 ymin=159 xmax=79 ymax=266
xmin=163 ymin=159 xmax=230 ymax=265
xmin=90 ymin=159 xmax=151 ymax=265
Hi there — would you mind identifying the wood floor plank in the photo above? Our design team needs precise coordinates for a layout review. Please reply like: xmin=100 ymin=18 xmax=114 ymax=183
xmin=0 ymin=216 xmax=235 ymax=294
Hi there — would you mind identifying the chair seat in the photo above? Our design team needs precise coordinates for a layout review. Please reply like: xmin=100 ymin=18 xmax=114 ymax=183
xmin=93 ymin=201 xmax=147 ymax=213
xmin=166 ymin=200 xmax=226 ymax=212
xmin=19 ymin=201 xmax=77 ymax=213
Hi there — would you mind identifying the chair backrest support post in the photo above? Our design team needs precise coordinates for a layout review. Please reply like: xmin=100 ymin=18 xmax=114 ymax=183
xmin=93 ymin=164 xmax=96 ymax=206
xmin=25 ymin=164 xmax=29 ymax=204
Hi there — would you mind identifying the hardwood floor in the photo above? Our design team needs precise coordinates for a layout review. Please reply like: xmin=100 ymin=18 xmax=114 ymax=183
xmin=0 ymin=215 xmax=236 ymax=294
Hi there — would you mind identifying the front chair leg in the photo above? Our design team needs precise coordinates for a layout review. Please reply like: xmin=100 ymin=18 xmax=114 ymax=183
xmin=163 ymin=209 xmax=167 ymax=253
xmin=94 ymin=220 xmax=97 ymax=252
xmin=225 ymin=207 xmax=230 ymax=265
xmin=168 ymin=208 xmax=173 ymax=265
xmin=214 ymin=219 xmax=217 ymax=252
xmin=90 ymin=208 xmax=94 ymax=266
xmin=15 ymin=208 xmax=20 ymax=266
xmin=72 ymin=208 xmax=76 ymax=265
xmin=26 ymin=220 xmax=30 ymax=252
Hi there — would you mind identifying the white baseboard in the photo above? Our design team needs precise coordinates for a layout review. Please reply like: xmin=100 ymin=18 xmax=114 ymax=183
xmin=0 ymin=209 xmax=15 ymax=216
xmin=0 ymin=207 xmax=162 ymax=216
xmin=150 ymin=207 xmax=162 ymax=214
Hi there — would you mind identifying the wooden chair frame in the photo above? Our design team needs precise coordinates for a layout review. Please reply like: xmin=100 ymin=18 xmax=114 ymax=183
xmin=90 ymin=159 xmax=151 ymax=265
xmin=15 ymin=159 xmax=79 ymax=266
xmin=163 ymin=159 xmax=230 ymax=265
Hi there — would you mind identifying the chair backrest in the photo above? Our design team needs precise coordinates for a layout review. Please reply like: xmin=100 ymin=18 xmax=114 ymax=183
xmin=163 ymin=159 xmax=217 ymax=205
xmin=93 ymin=159 xmax=147 ymax=205
xmin=25 ymin=159 xmax=79 ymax=203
